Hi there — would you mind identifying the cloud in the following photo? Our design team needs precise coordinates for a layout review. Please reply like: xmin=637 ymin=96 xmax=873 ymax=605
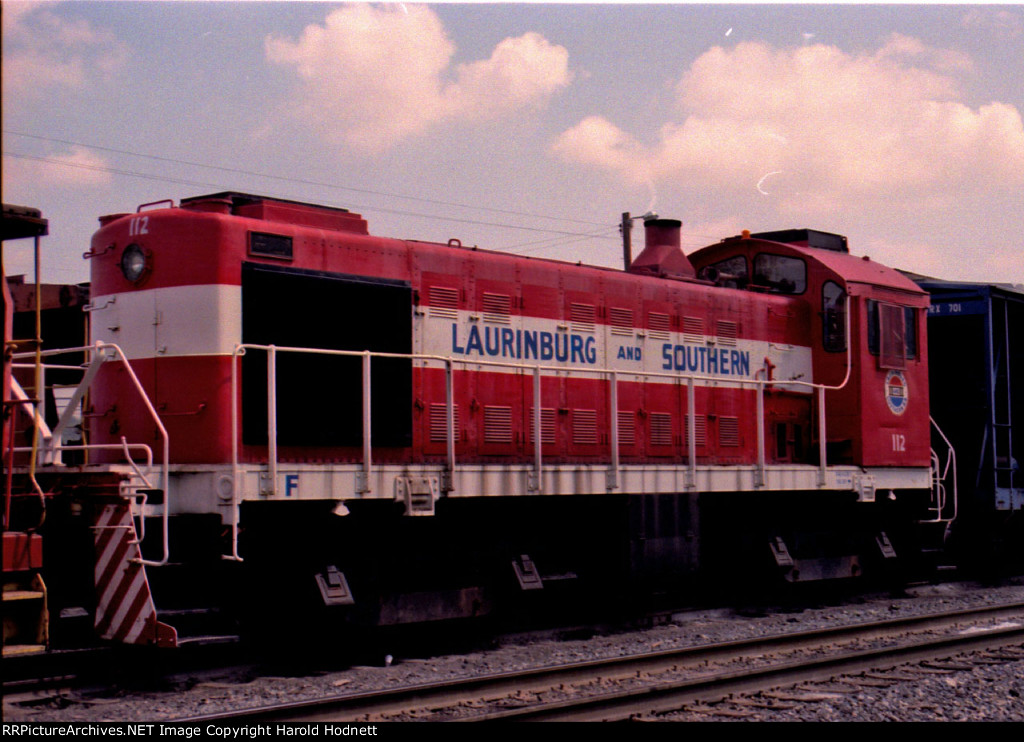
xmin=266 ymin=4 xmax=572 ymax=153
xmin=961 ymin=8 xmax=1024 ymax=41
xmin=2 ymin=1 xmax=128 ymax=98
xmin=552 ymin=34 xmax=1024 ymax=217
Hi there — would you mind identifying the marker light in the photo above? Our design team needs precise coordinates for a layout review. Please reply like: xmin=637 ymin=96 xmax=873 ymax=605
xmin=121 ymin=244 xmax=148 ymax=282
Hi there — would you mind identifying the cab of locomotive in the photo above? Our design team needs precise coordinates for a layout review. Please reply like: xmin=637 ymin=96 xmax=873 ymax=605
xmin=689 ymin=229 xmax=930 ymax=472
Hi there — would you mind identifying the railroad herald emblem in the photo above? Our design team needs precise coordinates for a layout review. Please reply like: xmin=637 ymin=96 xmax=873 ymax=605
xmin=885 ymin=370 xmax=908 ymax=415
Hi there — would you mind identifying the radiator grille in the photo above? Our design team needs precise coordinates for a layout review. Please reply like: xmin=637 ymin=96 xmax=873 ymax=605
xmin=529 ymin=408 xmax=556 ymax=445
xmin=682 ymin=316 xmax=704 ymax=343
xmin=429 ymin=286 xmax=460 ymax=319
xmin=609 ymin=307 xmax=634 ymax=336
xmin=648 ymin=311 xmax=671 ymax=340
xmin=649 ymin=412 xmax=673 ymax=447
xmin=719 ymin=416 xmax=740 ymax=447
xmin=484 ymin=405 xmax=513 ymax=443
xmin=429 ymin=403 xmax=460 ymax=443
xmin=572 ymin=409 xmax=598 ymax=445
xmin=716 ymin=320 xmax=738 ymax=347
xmin=482 ymin=293 xmax=512 ymax=324
xmin=570 ymin=303 xmax=596 ymax=333
xmin=617 ymin=411 xmax=636 ymax=447
xmin=684 ymin=414 xmax=707 ymax=447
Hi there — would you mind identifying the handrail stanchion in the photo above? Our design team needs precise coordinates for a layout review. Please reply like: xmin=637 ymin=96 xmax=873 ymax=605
xmin=818 ymin=385 xmax=828 ymax=486
xmin=228 ymin=345 xmax=244 ymax=561
xmin=608 ymin=371 xmax=619 ymax=492
xmin=687 ymin=378 xmax=697 ymax=491
xmin=266 ymin=345 xmax=278 ymax=496
xmin=95 ymin=342 xmax=170 ymax=567
xmin=361 ymin=351 xmax=372 ymax=494
xmin=445 ymin=359 xmax=455 ymax=492
xmin=532 ymin=366 xmax=542 ymax=493
xmin=756 ymin=376 xmax=766 ymax=488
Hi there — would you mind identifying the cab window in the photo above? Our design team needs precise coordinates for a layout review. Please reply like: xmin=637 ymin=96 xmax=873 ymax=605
xmin=822 ymin=281 xmax=846 ymax=352
xmin=708 ymin=255 xmax=748 ymax=288
xmin=752 ymin=254 xmax=806 ymax=294
xmin=866 ymin=300 xmax=917 ymax=368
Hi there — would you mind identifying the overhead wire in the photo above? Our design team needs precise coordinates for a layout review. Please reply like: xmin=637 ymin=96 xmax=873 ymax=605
xmin=3 ymin=131 xmax=727 ymax=252
xmin=2 ymin=130 xmax=609 ymax=228
xmin=502 ymin=226 xmax=620 ymax=255
xmin=2 ymin=148 xmax=626 ymax=245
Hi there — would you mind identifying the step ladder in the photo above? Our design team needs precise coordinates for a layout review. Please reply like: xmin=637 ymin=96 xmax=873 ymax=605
xmin=2 ymin=531 xmax=48 ymax=657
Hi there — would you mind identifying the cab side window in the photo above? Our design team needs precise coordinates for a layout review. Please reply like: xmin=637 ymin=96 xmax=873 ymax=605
xmin=822 ymin=281 xmax=846 ymax=352
xmin=866 ymin=300 xmax=917 ymax=368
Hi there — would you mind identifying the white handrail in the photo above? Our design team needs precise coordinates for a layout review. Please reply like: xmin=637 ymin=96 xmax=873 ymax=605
xmin=608 ymin=371 xmax=619 ymax=491
xmin=11 ymin=442 xmax=154 ymax=475
xmin=219 ymin=303 xmax=859 ymax=561
xmin=266 ymin=345 xmax=277 ymax=496
xmin=9 ymin=377 xmax=55 ymax=452
xmin=94 ymin=343 xmax=170 ymax=567
xmin=925 ymin=416 xmax=958 ymax=525
xmin=686 ymin=379 xmax=697 ymax=490
xmin=9 ymin=342 xmax=171 ymax=566
xmin=229 ymin=347 xmax=244 ymax=561
xmin=361 ymin=351 xmax=372 ymax=494
xmin=227 ymin=342 xmax=846 ymax=503
xmin=444 ymin=360 xmax=455 ymax=491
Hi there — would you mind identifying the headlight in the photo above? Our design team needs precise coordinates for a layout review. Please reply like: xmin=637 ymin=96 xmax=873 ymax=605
xmin=120 ymin=244 xmax=148 ymax=282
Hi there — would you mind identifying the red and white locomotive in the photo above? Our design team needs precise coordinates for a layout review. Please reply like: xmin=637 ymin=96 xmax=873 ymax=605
xmin=6 ymin=192 xmax=953 ymax=648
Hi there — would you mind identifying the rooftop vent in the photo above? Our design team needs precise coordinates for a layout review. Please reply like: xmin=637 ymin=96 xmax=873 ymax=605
xmin=751 ymin=228 xmax=848 ymax=253
xmin=181 ymin=192 xmax=368 ymax=235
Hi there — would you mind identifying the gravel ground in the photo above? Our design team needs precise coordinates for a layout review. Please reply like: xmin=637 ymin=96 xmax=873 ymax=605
xmin=662 ymin=656 xmax=1024 ymax=722
xmin=5 ymin=578 xmax=1023 ymax=723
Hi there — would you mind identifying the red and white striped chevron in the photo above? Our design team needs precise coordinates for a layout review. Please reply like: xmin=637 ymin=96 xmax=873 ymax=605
xmin=92 ymin=502 xmax=177 ymax=647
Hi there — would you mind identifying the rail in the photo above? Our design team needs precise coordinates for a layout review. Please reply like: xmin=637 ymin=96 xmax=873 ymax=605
xmin=180 ymin=601 xmax=1024 ymax=723
xmin=227 ymin=340 xmax=853 ymax=562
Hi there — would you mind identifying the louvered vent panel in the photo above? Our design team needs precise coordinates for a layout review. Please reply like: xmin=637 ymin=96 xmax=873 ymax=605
xmin=649 ymin=412 xmax=673 ymax=447
xmin=484 ymin=405 xmax=513 ymax=444
xmin=429 ymin=404 xmax=460 ymax=443
xmin=716 ymin=320 xmax=738 ymax=347
xmin=482 ymin=293 xmax=512 ymax=324
xmin=648 ymin=312 xmax=671 ymax=340
xmin=573 ymin=409 xmax=598 ymax=445
xmin=682 ymin=316 xmax=704 ymax=343
xmin=719 ymin=416 xmax=740 ymax=447
xmin=617 ymin=411 xmax=636 ymax=447
xmin=609 ymin=307 xmax=634 ymax=336
xmin=570 ymin=303 xmax=596 ymax=332
xmin=429 ymin=286 xmax=460 ymax=319
xmin=529 ymin=408 xmax=556 ymax=445
xmin=684 ymin=414 xmax=707 ymax=447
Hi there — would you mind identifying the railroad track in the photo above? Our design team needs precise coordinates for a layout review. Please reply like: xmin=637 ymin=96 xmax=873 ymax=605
xmin=181 ymin=600 xmax=1024 ymax=722
xmin=1 ymin=641 xmax=248 ymax=705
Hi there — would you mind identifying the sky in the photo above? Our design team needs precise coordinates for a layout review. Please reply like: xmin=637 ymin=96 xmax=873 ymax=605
xmin=3 ymin=1 xmax=1023 ymax=287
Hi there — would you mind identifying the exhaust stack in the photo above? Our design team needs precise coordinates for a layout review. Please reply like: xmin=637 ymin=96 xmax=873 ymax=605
xmin=628 ymin=219 xmax=696 ymax=280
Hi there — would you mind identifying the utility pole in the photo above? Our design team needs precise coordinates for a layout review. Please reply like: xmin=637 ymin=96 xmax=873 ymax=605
xmin=620 ymin=212 xmax=632 ymax=270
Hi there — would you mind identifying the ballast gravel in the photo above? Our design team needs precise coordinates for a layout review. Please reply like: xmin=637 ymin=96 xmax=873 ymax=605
xmin=5 ymin=579 xmax=1023 ymax=723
